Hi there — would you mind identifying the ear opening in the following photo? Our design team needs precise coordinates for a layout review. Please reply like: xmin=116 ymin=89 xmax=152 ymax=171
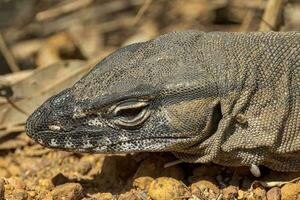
xmin=209 ymin=102 xmax=222 ymax=135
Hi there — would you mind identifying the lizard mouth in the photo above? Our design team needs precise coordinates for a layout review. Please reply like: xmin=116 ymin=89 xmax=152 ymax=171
xmin=27 ymin=129 xmax=190 ymax=153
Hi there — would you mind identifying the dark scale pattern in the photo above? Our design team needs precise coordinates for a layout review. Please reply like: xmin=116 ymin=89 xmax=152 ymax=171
xmin=26 ymin=31 xmax=300 ymax=172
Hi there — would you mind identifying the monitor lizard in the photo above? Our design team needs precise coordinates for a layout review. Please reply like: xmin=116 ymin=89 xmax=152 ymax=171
xmin=25 ymin=31 xmax=300 ymax=174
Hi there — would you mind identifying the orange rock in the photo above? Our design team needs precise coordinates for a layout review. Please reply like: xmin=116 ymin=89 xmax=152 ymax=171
xmin=89 ymin=192 xmax=113 ymax=200
xmin=118 ymin=190 xmax=140 ymax=200
xmin=281 ymin=183 xmax=300 ymax=200
xmin=0 ymin=168 xmax=10 ymax=178
xmin=253 ymin=186 xmax=266 ymax=200
xmin=133 ymin=176 xmax=154 ymax=192
xmin=222 ymin=186 xmax=238 ymax=200
xmin=267 ymin=187 xmax=281 ymax=200
xmin=49 ymin=183 xmax=83 ymax=200
xmin=11 ymin=189 xmax=28 ymax=200
xmin=148 ymin=177 xmax=186 ymax=200
xmin=190 ymin=179 xmax=220 ymax=199
xmin=7 ymin=177 xmax=26 ymax=190
xmin=38 ymin=178 xmax=54 ymax=190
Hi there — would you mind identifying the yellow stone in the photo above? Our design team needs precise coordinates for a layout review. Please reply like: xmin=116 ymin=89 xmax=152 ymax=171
xmin=148 ymin=177 xmax=186 ymax=200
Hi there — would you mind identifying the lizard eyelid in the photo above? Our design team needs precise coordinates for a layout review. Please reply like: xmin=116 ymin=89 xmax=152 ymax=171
xmin=110 ymin=100 xmax=150 ymax=129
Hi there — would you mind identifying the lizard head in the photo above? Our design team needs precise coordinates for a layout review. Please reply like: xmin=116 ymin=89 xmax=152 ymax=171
xmin=26 ymin=31 xmax=222 ymax=154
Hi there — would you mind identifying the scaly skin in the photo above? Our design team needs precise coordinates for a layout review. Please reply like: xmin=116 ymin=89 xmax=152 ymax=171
xmin=26 ymin=31 xmax=300 ymax=172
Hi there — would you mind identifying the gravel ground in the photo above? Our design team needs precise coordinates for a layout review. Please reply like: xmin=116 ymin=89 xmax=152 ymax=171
xmin=0 ymin=133 xmax=300 ymax=199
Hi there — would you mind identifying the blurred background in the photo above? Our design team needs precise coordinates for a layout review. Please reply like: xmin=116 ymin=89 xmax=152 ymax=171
xmin=0 ymin=0 xmax=299 ymax=73
xmin=0 ymin=0 xmax=299 ymax=199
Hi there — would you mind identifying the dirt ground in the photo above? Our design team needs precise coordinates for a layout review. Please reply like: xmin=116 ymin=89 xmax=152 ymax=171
xmin=0 ymin=0 xmax=299 ymax=199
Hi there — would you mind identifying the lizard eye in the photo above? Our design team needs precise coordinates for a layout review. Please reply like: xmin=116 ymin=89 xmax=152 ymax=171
xmin=110 ymin=100 xmax=150 ymax=129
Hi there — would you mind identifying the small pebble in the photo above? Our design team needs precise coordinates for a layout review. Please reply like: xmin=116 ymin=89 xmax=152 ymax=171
xmin=7 ymin=164 xmax=21 ymax=176
xmin=133 ymin=176 xmax=154 ymax=192
xmin=253 ymin=186 xmax=266 ymax=200
xmin=118 ymin=190 xmax=140 ymax=200
xmin=222 ymin=185 xmax=238 ymax=200
xmin=38 ymin=178 xmax=54 ymax=190
xmin=148 ymin=177 xmax=186 ymax=200
xmin=190 ymin=179 xmax=220 ymax=199
xmin=237 ymin=190 xmax=248 ymax=199
xmin=48 ymin=183 xmax=83 ymax=200
xmin=267 ymin=187 xmax=281 ymax=200
xmin=75 ymin=161 xmax=92 ymax=175
xmin=7 ymin=177 xmax=26 ymax=190
xmin=281 ymin=183 xmax=300 ymax=200
xmin=12 ymin=189 xmax=28 ymax=200
xmin=0 ymin=168 xmax=10 ymax=178
xmin=88 ymin=192 xmax=113 ymax=200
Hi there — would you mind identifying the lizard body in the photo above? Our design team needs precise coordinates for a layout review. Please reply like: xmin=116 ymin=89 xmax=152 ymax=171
xmin=26 ymin=31 xmax=300 ymax=172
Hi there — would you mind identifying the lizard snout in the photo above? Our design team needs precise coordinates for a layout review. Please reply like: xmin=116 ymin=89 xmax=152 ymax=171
xmin=26 ymin=103 xmax=52 ymax=138
xmin=25 ymin=88 xmax=76 ymax=142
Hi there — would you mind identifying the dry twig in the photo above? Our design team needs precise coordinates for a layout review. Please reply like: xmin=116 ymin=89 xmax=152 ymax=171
xmin=239 ymin=9 xmax=256 ymax=32
xmin=0 ymin=32 xmax=20 ymax=72
xmin=259 ymin=0 xmax=286 ymax=31
xmin=131 ymin=0 xmax=152 ymax=27
xmin=36 ymin=0 xmax=94 ymax=21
